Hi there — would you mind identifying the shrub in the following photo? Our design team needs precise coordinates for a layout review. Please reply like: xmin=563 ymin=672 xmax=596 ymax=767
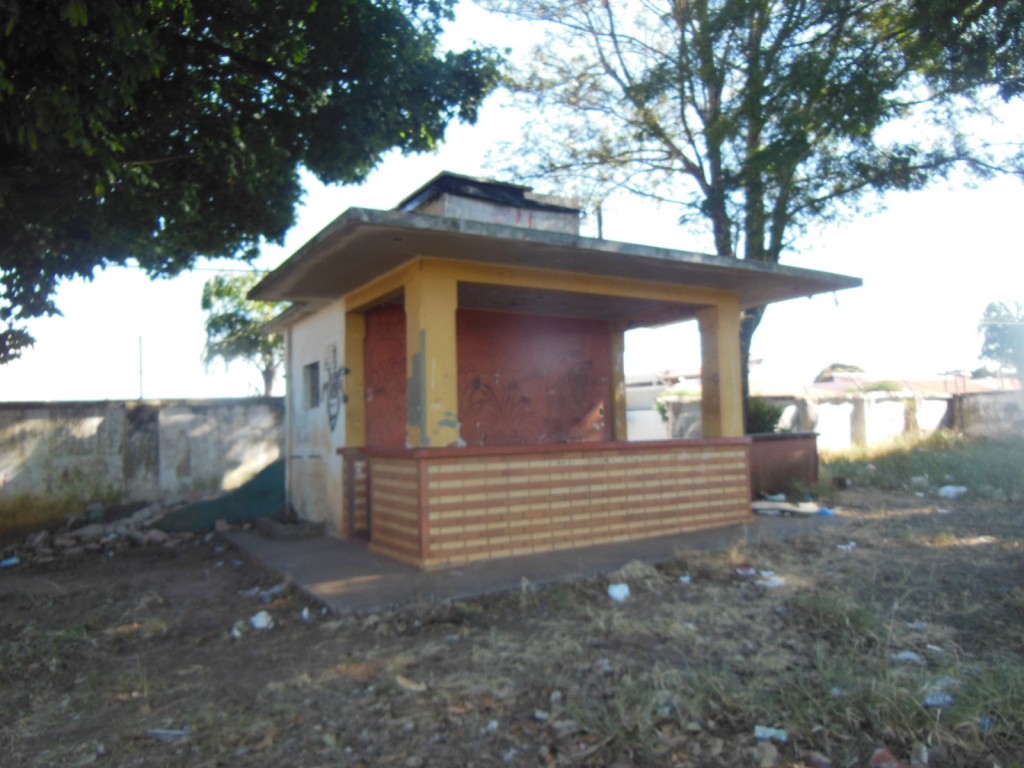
xmin=746 ymin=397 xmax=783 ymax=434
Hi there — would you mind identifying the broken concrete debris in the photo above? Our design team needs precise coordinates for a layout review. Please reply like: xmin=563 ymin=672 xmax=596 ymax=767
xmin=0 ymin=500 xmax=257 ymax=571
xmin=0 ymin=501 xmax=205 ymax=569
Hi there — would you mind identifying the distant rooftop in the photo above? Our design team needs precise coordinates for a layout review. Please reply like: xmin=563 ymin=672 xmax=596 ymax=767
xmin=395 ymin=171 xmax=581 ymax=216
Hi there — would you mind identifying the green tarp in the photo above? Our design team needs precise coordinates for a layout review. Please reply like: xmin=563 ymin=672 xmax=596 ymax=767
xmin=156 ymin=459 xmax=285 ymax=532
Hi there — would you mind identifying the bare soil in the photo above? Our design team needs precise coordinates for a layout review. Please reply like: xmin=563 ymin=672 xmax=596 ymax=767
xmin=1 ymin=489 xmax=1022 ymax=767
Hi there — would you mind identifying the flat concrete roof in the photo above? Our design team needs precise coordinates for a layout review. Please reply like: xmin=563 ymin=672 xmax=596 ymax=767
xmin=251 ymin=207 xmax=860 ymax=321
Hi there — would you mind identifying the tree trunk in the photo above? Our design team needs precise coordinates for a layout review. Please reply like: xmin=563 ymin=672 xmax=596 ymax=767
xmin=261 ymin=366 xmax=276 ymax=397
xmin=740 ymin=306 xmax=766 ymax=433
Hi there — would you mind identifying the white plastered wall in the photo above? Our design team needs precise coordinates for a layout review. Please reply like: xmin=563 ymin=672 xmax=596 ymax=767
xmin=285 ymin=299 xmax=346 ymax=534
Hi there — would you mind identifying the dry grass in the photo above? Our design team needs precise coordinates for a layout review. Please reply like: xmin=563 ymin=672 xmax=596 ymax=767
xmin=1 ymin=484 xmax=1023 ymax=766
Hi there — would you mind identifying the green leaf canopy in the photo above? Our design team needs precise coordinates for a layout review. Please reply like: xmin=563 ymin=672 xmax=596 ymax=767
xmin=0 ymin=0 xmax=500 ymax=362
xmin=201 ymin=272 xmax=284 ymax=396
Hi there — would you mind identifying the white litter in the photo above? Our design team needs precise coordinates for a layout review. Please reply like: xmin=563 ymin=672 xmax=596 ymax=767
xmin=891 ymin=650 xmax=925 ymax=665
xmin=250 ymin=610 xmax=274 ymax=630
xmin=754 ymin=725 xmax=788 ymax=742
xmin=679 ymin=575 xmax=692 ymax=585
xmin=924 ymin=691 xmax=954 ymax=707
xmin=756 ymin=572 xmax=786 ymax=589
xmin=836 ymin=542 xmax=857 ymax=552
xmin=607 ymin=583 xmax=630 ymax=602
xmin=938 ymin=485 xmax=968 ymax=499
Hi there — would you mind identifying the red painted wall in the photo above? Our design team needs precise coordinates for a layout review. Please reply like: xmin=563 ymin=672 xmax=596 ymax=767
xmin=364 ymin=305 xmax=408 ymax=448
xmin=457 ymin=309 xmax=612 ymax=447
xmin=362 ymin=306 xmax=613 ymax=449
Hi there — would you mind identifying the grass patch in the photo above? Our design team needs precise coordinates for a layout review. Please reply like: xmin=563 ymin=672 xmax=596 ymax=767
xmin=824 ymin=431 xmax=1024 ymax=500
xmin=1 ymin=625 xmax=92 ymax=667
xmin=789 ymin=590 xmax=880 ymax=649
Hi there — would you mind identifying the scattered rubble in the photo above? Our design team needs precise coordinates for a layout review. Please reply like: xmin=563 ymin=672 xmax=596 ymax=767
xmin=0 ymin=501 xmax=214 ymax=569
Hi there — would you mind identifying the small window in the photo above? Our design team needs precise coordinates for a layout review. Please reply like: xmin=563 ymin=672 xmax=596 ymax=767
xmin=303 ymin=362 xmax=320 ymax=410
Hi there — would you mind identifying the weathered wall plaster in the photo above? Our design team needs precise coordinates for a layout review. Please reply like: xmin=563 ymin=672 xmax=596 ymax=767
xmin=285 ymin=298 xmax=347 ymax=532
xmin=0 ymin=398 xmax=283 ymax=532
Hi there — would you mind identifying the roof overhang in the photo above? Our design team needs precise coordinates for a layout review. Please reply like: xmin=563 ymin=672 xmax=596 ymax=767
xmin=251 ymin=207 xmax=861 ymax=324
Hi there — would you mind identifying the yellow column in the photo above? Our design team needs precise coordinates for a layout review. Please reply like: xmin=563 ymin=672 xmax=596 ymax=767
xmin=405 ymin=262 xmax=461 ymax=447
xmin=697 ymin=301 xmax=744 ymax=437
xmin=344 ymin=311 xmax=366 ymax=447
xmin=609 ymin=321 xmax=628 ymax=441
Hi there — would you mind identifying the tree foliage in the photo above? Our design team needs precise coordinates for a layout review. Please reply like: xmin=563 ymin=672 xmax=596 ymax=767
xmin=906 ymin=0 xmax=1024 ymax=100
xmin=979 ymin=301 xmax=1024 ymax=375
xmin=0 ymin=0 xmax=500 ymax=363
xmin=202 ymin=273 xmax=285 ymax=396
xmin=483 ymin=0 xmax=1022 ymax=426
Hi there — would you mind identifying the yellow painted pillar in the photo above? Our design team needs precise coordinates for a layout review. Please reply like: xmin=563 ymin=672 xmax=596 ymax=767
xmin=697 ymin=301 xmax=744 ymax=437
xmin=344 ymin=311 xmax=367 ymax=447
xmin=609 ymin=321 xmax=628 ymax=441
xmin=404 ymin=262 xmax=461 ymax=447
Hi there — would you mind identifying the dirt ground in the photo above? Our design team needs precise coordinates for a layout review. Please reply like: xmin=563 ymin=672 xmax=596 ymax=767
xmin=1 ymin=489 xmax=1022 ymax=767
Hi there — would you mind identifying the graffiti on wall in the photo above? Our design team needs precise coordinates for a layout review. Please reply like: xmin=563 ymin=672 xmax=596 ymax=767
xmin=322 ymin=344 xmax=349 ymax=432
xmin=461 ymin=369 xmax=543 ymax=445
xmin=457 ymin=309 xmax=612 ymax=447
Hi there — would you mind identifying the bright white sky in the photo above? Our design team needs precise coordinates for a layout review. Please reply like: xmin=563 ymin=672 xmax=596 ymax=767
xmin=0 ymin=2 xmax=1021 ymax=402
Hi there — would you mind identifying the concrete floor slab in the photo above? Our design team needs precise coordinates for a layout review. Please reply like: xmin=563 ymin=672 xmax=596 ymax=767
xmin=224 ymin=514 xmax=842 ymax=613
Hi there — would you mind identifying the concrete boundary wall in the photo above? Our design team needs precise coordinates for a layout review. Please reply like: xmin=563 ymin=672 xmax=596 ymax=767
xmin=787 ymin=391 xmax=1020 ymax=451
xmin=783 ymin=394 xmax=953 ymax=452
xmin=952 ymin=390 xmax=1024 ymax=439
xmin=655 ymin=390 xmax=1019 ymax=451
xmin=0 ymin=398 xmax=284 ymax=532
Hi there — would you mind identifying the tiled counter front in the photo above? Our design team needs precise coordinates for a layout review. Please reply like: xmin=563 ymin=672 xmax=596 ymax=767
xmin=364 ymin=439 xmax=752 ymax=569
